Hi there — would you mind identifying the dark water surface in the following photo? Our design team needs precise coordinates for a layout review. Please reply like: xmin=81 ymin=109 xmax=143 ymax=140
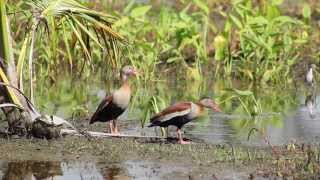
xmin=0 ymin=160 xmax=254 ymax=180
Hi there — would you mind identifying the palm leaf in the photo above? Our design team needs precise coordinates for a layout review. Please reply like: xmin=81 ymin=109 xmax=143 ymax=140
xmin=0 ymin=103 xmax=24 ymax=110
xmin=16 ymin=0 xmax=126 ymax=102
xmin=16 ymin=35 xmax=30 ymax=92
xmin=0 ymin=66 xmax=22 ymax=107
xmin=0 ymin=82 xmax=41 ymax=120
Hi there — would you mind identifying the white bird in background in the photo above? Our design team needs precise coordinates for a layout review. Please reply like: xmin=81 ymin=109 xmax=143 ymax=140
xmin=306 ymin=64 xmax=316 ymax=86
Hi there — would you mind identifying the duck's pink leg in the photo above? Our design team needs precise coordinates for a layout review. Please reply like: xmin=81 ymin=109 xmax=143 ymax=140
xmin=176 ymin=128 xmax=190 ymax=144
xmin=112 ymin=120 xmax=120 ymax=135
xmin=108 ymin=121 xmax=114 ymax=134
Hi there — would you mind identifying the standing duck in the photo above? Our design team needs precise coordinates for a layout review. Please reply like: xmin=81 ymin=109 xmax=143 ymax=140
xmin=89 ymin=65 xmax=138 ymax=134
xmin=148 ymin=97 xmax=221 ymax=144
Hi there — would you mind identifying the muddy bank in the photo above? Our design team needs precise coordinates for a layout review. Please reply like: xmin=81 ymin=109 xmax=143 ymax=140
xmin=0 ymin=137 xmax=319 ymax=179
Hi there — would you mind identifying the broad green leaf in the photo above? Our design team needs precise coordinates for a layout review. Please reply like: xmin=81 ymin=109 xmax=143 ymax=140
xmin=123 ymin=0 xmax=135 ymax=14
xmin=166 ymin=57 xmax=180 ymax=63
xmin=248 ymin=16 xmax=268 ymax=25
xmin=272 ymin=16 xmax=300 ymax=25
xmin=302 ymin=3 xmax=311 ymax=19
xmin=266 ymin=4 xmax=280 ymax=20
xmin=213 ymin=35 xmax=226 ymax=61
xmin=271 ymin=0 xmax=283 ymax=6
xmin=262 ymin=70 xmax=273 ymax=82
xmin=223 ymin=19 xmax=232 ymax=35
xmin=113 ymin=17 xmax=129 ymax=28
xmin=225 ymin=88 xmax=253 ymax=96
xmin=234 ymin=89 xmax=253 ymax=96
xmin=229 ymin=14 xmax=243 ymax=29
xmin=130 ymin=5 xmax=152 ymax=18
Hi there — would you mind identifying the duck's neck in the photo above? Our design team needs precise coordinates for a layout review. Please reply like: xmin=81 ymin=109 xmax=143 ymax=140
xmin=194 ymin=103 xmax=205 ymax=116
xmin=121 ymin=75 xmax=130 ymax=90
xmin=112 ymin=75 xmax=131 ymax=109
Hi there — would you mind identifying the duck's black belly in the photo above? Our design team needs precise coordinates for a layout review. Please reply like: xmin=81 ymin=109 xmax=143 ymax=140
xmin=95 ymin=103 xmax=125 ymax=122
xmin=159 ymin=115 xmax=192 ymax=129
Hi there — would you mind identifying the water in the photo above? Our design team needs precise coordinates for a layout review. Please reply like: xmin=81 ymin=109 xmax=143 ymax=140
xmin=29 ymin=71 xmax=320 ymax=146
xmin=0 ymin=160 xmax=103 ymax=180
xmin=0 ymin=160 xmax=254 ymax=180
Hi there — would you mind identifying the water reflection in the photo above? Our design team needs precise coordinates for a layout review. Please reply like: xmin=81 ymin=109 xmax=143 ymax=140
xmin=32 ymin=72 xmax=320 ymax=146
xmin=2 ymin=161 xmax=62 ymax=180
xmin=0 ymin=160 xmax=105 ymax=180
xmin=0 ymin=159 xmax=252 ymax=180
xmin=305 ymin=93 xmax=316 ymax=119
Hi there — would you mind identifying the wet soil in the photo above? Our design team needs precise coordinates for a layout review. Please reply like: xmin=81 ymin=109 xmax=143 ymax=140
xmin=0 ymin=136 xmax=320 ymax=179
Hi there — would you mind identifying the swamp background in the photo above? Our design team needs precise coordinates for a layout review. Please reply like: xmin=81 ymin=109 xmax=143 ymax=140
xmin=1 ymin=0 xmax=320 ymax=179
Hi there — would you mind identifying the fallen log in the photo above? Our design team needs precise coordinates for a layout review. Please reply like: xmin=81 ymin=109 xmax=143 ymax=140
xmin=60 ymin=129 xmax=164 ymax=139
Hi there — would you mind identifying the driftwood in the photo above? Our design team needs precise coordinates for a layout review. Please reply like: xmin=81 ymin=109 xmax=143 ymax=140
xmin=60 ymin=129 xmax=164 ymax=140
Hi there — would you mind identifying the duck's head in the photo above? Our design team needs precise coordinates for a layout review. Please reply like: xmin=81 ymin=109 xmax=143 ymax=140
xmin=121 ymin=65 xmax=138 ymax=81
xmin=309 ymin=64 xmax=317 ymax=70
xmin=199 ymin=97 xmax=221 ymax=112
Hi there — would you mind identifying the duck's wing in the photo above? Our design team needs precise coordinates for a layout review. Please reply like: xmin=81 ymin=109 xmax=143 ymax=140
xmin=89 ymin=95 xmax=113 ymax=124
xmin=150 ymin=102 xmax=191 ymax=124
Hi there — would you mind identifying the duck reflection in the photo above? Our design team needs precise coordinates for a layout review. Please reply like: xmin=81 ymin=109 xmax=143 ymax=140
xmin=2 ymin=161 xmax=62 ymax=180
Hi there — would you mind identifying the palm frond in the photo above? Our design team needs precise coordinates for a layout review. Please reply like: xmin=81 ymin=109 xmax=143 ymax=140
xmin=16 ymin=0 xmax=126 ymax=103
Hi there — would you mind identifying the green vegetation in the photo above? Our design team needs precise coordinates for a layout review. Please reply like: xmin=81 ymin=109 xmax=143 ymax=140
xmin=1 ymin=0 xmax=316 ymax=129
xmin=217 ymin=0 xmax=309 ymax=83
xmin=1 ymin=0 xmax=320 ymax=178
xmin=7 ymin=0 xmax=315 ymax=82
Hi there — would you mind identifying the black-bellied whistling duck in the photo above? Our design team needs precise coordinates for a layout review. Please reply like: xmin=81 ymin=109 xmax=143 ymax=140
xmin=148 ymin=97 xmax=221 ymax=144
xmin=89 ymin=65 xmax=138 ymax=134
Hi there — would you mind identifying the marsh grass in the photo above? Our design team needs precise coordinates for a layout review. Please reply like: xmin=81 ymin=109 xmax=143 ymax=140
xmin=6 ymin=0 xmax=317 ymax=86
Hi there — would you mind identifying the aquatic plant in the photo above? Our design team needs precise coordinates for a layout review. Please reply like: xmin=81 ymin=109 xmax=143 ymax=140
xmin=216 ymin=0 xmax=309 ymax=83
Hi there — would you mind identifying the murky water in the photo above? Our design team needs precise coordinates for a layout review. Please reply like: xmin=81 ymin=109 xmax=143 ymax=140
xmin=29 ymin=71 xmax=320 ymax=147
xmin=0 ymin=160 xmax=255 ymax=180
